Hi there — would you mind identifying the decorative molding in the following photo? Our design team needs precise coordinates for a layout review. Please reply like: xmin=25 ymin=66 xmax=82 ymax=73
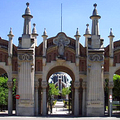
xmin=108 ymin=81 xmax=114 ymax=89
xmin=41 ymin=81 xmax=47 ymax=88
xmin=53 ymin=33 xmax=70 ymax=57
xmin=7 ymin=81 xmax=13 ymax=88
xmin=82 ymin=81 xmax=87 ymax=89
xmin=35 ymin=81 xmax=39 ymax=89
xmin=18 ymin=54 xmax=33 ymax=61
xmin=15 ymin=81 xmax=18 ymax=88
xmin=74 ymin=81 xmax=80 ymax=89
xmin=88 ymin=54 xmax=104 ymax=62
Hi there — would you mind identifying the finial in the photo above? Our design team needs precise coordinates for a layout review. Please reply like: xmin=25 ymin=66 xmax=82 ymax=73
xmin=86 ymin=24 xmax=89 ymax=28
xmin=76 ymin=28 xmax=79 ymax=35
xmin=85 ymin=24 xmax=90 ymax=35
xmin=33 ymin=23 xmax=36 ymax=27
xmin=42 ymin=28 xmax=48 ymax=37
xmin=93 ymin=3 xmax=97 ymax=8
xmin=32 ymin=23 xmax=37 ymax=34
xmin=110 ymin=28 xmax=113 ymax=36
xmin=26 ymin=2 xmax=29 ymax=7
xmin=8 ymin=27 xmax=14 ymax=37
xmin=108 ymin=28 xmax=114 ymax=38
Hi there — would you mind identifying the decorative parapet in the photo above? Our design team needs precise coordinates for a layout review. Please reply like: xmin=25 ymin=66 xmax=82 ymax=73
xmin=108 ymin=81 xmax=114 ymax=89
xmin=7 ymin=81 xmax=13 ymax=88
xmin=74 ymin=81 xmax=80 ymax=89
xmin=41 ymin=81 xmax=47 ymax=88
xmin=82 ymin=81 xmax=87 ymax=89
xmin=35 ymin=81 xmax=39 ymax=89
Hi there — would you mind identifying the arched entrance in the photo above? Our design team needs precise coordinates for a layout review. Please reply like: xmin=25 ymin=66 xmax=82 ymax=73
xmin=41 ymin=64 xmax=80 ymax=116
xmin=47 ymin=66 xmax=75 ymax=116
xmin=47 ymin=71 xmax=73 ymax=115
xmin=108 ymin=64 xmax=120 ymax=116
xmin=0 ymin=67 xmax=15 ymax=116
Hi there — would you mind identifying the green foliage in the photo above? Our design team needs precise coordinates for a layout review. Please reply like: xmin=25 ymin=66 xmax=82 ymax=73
xmin=48 ymin=83 xmax=59 ymax=96
xmin=62 ymin=87 xmax=71 ymax=96
xmin=113 ymin=74 xmax=120 ymax=100
xmin=0 ymin=77 xmax=16 ymax=111
xmin=0 ymin=77 xmax=8 ymax=106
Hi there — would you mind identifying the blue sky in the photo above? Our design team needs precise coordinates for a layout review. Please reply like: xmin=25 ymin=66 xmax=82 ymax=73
xmin=0 ymin=0 xmax=120 ymax=47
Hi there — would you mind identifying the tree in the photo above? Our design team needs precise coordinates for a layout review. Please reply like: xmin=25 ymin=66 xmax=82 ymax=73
xmin=113 ymin=74 xmax=120 ymax=100
xmin=48 ymin=83 xmax=59 ymax=113
xmin=48 ymin=83 xmax=59 ymax=96
xmin=61 ymin=87 xmax=71 ymax=96
xmin=0 ymin=77 xmax=8 ymax=111
xmin=0 ymin=76 xmax=16 ymax=111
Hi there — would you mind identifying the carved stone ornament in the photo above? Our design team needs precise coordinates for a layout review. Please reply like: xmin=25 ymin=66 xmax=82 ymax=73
xmin=35 ymin=81 xmax=39 ymax=89
xmin=88 ymin=54 xmax=104 ymax=62
xmin=82 ymin=81 xmax=87 ymax=89
xmin=41 ymin=81 xmax=48 ymax=88
xmin=108 ymin=81 xmax=114 ymax=89
xmin=7 ymin=81 xmax=13 ymax=88
xmin=53 ymin=33 xmax=70 ymax=56
xmin=74 ymin=81 xmax=80 ymax=89
xmin=18 ymin=54 xmax=33 ymax=61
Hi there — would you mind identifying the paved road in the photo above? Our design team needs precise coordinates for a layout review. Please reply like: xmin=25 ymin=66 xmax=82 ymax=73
xmin=0 ymin=116 xmax=120 ymax=120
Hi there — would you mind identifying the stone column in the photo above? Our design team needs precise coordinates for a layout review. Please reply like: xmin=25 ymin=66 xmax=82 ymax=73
xmin=7 ymin=81 xmax=13 ymax=115
xmin=82 ymin=81 xmax=87 ymax=116
xmin=41 ymin=81 xmax=47 ymax=115
xmin=35 ymin=80 xmax=39 ymax=115
xmin=108 ymin=81 xmax=114 ymax=116
xmin=74 ymin=81 xmax=80 ymax=116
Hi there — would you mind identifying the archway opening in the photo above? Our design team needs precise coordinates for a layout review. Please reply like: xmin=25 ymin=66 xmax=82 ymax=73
xmin=104 ymin=69 xmax=120 ymax=116
xmin=46 ymin=66 xmax=75 ymax=116
xmin=0 ymin=68 xmax=16 ymax=115
xmin=112 ymin=70 xmax=120 ymax=116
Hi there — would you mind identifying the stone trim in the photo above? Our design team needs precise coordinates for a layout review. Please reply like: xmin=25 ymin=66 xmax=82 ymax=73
xmin=82 ymin=81 xmax=87 ymax=89
xmin=74 ymin=81 xmax=80 ymax=89
xmin=108 ymin=81 xmax=114 ymax=89
xmin=41 ymin=81 xmax=47 ymax=88
xmin=7 ymin=81 xmax=13 ymax=88
xmin=88 ymin=54 xmax=104 ymax=62
xmin=18 ymin=54 xmax=33 ymax=61
xmin=35 ymin=81 xmax=39 ymax=89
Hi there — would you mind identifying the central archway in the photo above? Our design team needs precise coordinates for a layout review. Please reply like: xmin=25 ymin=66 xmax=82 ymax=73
xmin=46 ymin=66 xmax=75 ymax=116
xmin=47 ymin=66 xmax=75 ymax=81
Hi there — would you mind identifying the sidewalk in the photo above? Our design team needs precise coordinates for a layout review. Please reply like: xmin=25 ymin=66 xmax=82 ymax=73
xmin=51 ymin=101 xmax=70 ymax=115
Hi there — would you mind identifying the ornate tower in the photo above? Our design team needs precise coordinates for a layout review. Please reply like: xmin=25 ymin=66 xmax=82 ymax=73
xmin=17 ymin=3 xmax=36 ymax=115
xmin=86 ymin=4 xmax=105 ymax=116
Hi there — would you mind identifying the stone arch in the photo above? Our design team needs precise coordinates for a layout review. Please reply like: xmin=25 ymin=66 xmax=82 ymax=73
xmin=0 ymin=62 xmax=10 ymax=78
xmin=46 ymin=66 xmax=75 ymax=82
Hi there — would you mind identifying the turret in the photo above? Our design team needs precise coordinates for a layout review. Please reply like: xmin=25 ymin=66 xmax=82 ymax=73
xmin=74 ymin=28 xmax=81 ymax=57
xmin=84 ymin=24 xmax=91 ymax=48
xmin=22 ymin=2 xmax=33 ymax=35
xmin=7 ymin=28 xmax=14 ymax=57
xmin=108 ymin=28 xmax=114 ymax=66
xmin=108 ymin=28 xmax=114 ymax=58
xmin=32 ymin=23 xmax=38 ymax=47
xmin=90 ymin=3 xmax=101 ymax=49
xmin=21 ymin=2 xmax=33 ymax=48
xmin=90 ymin=3 xmax=101 ymax=35
xmin=42 ymin=28 xmax=48 ymax=57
